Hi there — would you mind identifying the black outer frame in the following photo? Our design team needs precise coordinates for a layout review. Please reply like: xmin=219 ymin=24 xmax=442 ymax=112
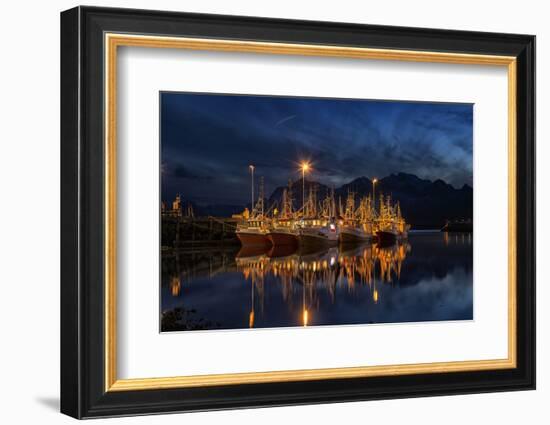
xmin=60 ymin=6 xmax=535 ymax=419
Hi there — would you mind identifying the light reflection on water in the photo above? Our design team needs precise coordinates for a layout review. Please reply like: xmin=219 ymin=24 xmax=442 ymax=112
xmin=161 ymin=232 xmax=472 ymax=331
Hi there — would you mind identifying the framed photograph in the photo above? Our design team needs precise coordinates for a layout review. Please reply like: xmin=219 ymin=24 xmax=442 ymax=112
xmin=60 ymin=6 xmax=535 ymax=419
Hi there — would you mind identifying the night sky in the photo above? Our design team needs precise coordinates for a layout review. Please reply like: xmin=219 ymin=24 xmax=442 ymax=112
xmin=161 ymin=92 xmax=472 ymax=208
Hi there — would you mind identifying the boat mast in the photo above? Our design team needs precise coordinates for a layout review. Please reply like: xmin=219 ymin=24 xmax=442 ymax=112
xmin=284 ymin=179 xmax=294 ymax=219
xmin=259 ymin=176 xmax=265 ymax=218
xmin=281 ymin=188 xmax=288 ymax=219
xmin=249 ymin=165 xmax=255 ymax=218
xmin=306 ymin=184 xmax=317 ymax=218
xmin=331 ymin=188 xmax=336 ymax=219
xmin=345 ymin=190 xmax=355 ymax=220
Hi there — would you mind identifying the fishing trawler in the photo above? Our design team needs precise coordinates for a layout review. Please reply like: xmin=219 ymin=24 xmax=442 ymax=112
xmin=375 ymin=195 xmax=409 ymax=244
xmin=297 ymin=220 xmax=340 ymax=247
xmin=267 ymin=221 xmax=297 ymax=246
xmin=340 ymin=223 xmax=373 ymax=243
xmin=296 ymin=185 xmax=340 ymax=248
xmin=236 ymin=217 xmax=270 ymax=246
xmin=339 ymin=192 xmax=375 ymax=243
xmin=266 ymin=182 xmax=298 ymax=246
xmin=236 ymin=175 xmax=271 ymax=246
xmin=376 ymin=225 xmax=399 ymax=244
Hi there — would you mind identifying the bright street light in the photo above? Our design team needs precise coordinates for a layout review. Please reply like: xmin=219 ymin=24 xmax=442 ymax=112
xmin=300 ymin=162 xmax=311 ymax=215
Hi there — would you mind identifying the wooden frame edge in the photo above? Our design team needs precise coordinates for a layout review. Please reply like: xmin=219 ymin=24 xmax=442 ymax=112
xmin=108 ymin=358 xmax=516 ymax=391
xmin=103 ymin=33 xmax=518 ymax=393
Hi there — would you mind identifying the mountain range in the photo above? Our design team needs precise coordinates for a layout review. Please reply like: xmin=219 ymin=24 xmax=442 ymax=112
xmin=189 ymin=172 xmax=472 ymax=229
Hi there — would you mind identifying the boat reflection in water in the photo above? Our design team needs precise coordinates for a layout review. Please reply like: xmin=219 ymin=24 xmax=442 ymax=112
xmin=161 ymin=232 xmax=473 ymax=331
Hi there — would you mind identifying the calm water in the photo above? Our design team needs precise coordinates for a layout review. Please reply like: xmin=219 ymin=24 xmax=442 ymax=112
xmin=160 ymin=232 xmax=473 ymax=332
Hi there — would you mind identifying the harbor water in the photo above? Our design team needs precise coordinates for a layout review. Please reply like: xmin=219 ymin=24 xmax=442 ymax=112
xmin=161 ymin=231 xmax=473 ymax=332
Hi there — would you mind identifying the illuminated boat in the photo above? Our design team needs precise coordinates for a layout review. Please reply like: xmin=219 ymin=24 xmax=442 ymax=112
xmin=267 ymin=227 xmax=297 ymax=246
xmin=339 ymin=192 xmax=374 ymax=243
xmin=236 ymin=219 xmax=270 ymax=246
xmin=267 ymin=183 xmax=298 ymax=246
xmin=376 ymin=228 xmax=398 ymax=244
xmin=267 ymin=220 xmax=298 ymax=246
xmin=339 ymin=222 xmax=373 ymax=243
xmin=297 ymin=220 xmax=339 ymax=248
xmin=237 ymin=169 xmax=271 ymax=246
xmin=374 ymin=194 xmax=409 ymax=243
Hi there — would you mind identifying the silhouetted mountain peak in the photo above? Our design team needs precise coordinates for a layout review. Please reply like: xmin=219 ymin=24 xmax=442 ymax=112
xmin=390 ymin=172 xmax=416 ymax=180
xmin=341 ymin=176 xmax=373 ymax=192
xmin=266 ymin=172 xmax=472 ymax=228
xmin=349 ymin=176 xmax=371 ymax=184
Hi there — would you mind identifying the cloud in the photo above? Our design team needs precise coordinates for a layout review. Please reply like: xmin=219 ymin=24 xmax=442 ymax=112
xmin=275 ymin=114 xmax=296 ymax=127
xmin=170 ymin=164 xmax=213 ymax=181
xmin=161 ymin=93 xmax=473 ymax=204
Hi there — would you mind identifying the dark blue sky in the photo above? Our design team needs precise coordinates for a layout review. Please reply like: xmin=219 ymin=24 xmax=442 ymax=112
xmin=161 ymin=92 xmax=472 ymax=207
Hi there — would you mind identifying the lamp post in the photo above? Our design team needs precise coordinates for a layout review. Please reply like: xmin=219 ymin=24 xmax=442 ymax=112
xmin=372 ymin=178 xmax=378 ymax=213
xmin=249 ymin=165 xmax=255 ymax=214
xmin=301 ymin=162 xmax=310 ymax=216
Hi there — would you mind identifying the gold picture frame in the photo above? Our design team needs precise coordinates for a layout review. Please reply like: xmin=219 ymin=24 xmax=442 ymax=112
xmin=104 ymin=33 xmax=517 ymax=392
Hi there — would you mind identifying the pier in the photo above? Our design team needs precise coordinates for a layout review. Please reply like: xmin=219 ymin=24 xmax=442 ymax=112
xmin=162 ymin=215 xmax=240 ymax=249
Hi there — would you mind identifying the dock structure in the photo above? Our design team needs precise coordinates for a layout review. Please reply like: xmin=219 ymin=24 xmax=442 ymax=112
xmin=162 ymin=215 xmax=241 ymax=250
xmin=441 ymin=219 xmax=473 ymax=233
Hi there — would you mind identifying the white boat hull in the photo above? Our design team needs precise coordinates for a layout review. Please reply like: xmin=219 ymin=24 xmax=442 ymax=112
xmin=339 ymin=227 xmax=373 ymax=243
xmin=298 ymin=226 xmax=339 ymax=247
